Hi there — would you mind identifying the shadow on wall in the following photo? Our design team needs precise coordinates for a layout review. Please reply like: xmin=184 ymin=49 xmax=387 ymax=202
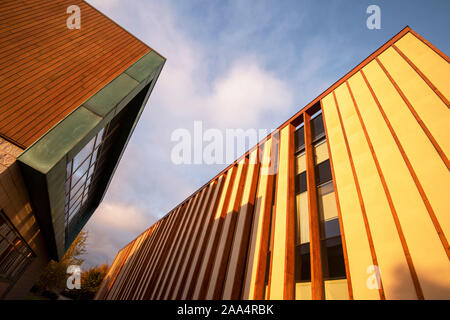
xmin=0 ymin=139 xmax=50 ymax=299
xmin=387 ymin=262 xmax=450 ymax=300
xmin=98 ymin=230 xmax=450 ymax=300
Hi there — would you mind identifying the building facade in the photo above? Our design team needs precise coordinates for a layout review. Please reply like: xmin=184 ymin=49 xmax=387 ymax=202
xmin=0 ymin=0 xmax=165 ymax=299
xmin=96 ymin=27 xmax=449 ymax=300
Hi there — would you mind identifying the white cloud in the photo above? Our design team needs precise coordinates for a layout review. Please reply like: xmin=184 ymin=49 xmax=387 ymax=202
xmin=82 ymin=0 xmax=295 ymax=266
xmin=83 ymin=202 xmax=154 ymax=267
xmin=206 ymin=59 xmax=293 ymax=127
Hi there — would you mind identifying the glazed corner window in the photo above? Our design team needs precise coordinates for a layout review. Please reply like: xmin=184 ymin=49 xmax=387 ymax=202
xmin=64 ymin=125 xmax=107 ymax=228
xmin=0 ymin=210 xmax=34 ymax=282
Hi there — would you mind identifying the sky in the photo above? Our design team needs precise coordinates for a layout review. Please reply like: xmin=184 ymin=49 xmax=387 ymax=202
xmin=82 ymin=0 xmax=450 ymax=268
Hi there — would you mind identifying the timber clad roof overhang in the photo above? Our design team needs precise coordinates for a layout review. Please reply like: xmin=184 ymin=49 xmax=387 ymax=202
xmin=0 ymin=0 xmax=166 ymax=260
xmin=0 ymin=0 xmax=162 ymax=149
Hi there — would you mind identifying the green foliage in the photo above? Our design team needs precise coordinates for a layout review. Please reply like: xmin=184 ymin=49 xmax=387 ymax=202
xmin=62 ymin=264 xmax=109 ymax=300
xmin=32 ymin=230 xmax=88 ymax=293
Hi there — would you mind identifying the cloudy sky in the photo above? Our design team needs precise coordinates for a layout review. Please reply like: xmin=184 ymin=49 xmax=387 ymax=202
xmin=82 ymin=0 xmax=450 ymax=268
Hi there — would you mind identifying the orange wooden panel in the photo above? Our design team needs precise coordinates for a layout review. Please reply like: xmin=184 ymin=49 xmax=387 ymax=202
xmin=0 ymin=0 xmax=152 ymax=148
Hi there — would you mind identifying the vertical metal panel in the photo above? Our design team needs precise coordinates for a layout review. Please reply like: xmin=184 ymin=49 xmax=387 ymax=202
xmin=105 ymin=243 xmax=135 ymax=299
xmin=268 ymin=124 xmax=295 ymax=300
xmin=322 ymin=93 xmax=380 ymax=300
xmin=151 ymin=197 xmax=197 ymax=299
xmin=131 ymin=214 xmax=172 ymax=299
xmin=377 ymin=48 xmax=449 ymax=169
xmin=362 ymin=61 xmax=450 ymax=258
xmin=192 ymin=166 xmax=237 ymax=299
xmin=171 ymin=181 xmax=217 ymax=299
xmin=95 ymin=246 xmax=127 ymax=299
xmin=164 ymin=188 xmax=209 ymax=299
xmin=182 ymin=175 xmax=226 ymax=299
xmin=107 ymin=238 xmax=139 ymax=299
xmin=115 ymin=231 xmax=148 ymax=299
xmin=222 ymin=149 xmax=260 ymax=299
xmin=334 ymin=81 xmax=416 ymax=299
xmin=125 ymin=220 xmax=166 ymax=299
xmin=139 ymin=206 xmax=183 ymax=299
xmin=206 ymin=158 xmax=249 ymax=299
xmin=358 ymin=66 xmax=450 ymax=299
xmin=346 ymin=79 xmax=424 ymax=299
xmin=121 ymin=227 xmax=153 ymax=299
xmin=242 ymin=139 xmax=274 ymax=299
xmin=394 ymin=32 xmax=450 ymax=103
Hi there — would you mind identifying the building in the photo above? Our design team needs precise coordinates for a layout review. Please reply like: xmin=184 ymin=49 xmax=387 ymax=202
xmin=96 ymin=26 xmax=449 ymax=300
xmin=0 ymin=0 xmax=165 ymax=299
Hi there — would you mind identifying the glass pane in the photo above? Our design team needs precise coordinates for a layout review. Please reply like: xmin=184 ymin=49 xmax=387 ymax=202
xmin=72 ymin=136 xmax=96 ymax=171
xmin=69 ymin=203 xmax=81 ymax=219
xmin=321 ymin=237 xmax=346 ymax=280
xmin=298 ymin=191 xmax=309 ymax=244
xmin=73 ymin=155 xmax=91 ymax=182
xmin=294 ymin=126 xmax=305 ymax=152
xmin=313 ymin=139 xmax=329 ymax=165
xmin=71 ymin=166 xmax=87 ymax=188
xmin=315 ymin=160 xmax=332 ymax=185
xmin=87 ymin=164 xmax=95 ymax=179
xmin=295 ymin=244 xmax=311 ymax=282
xmin=323 ymin=219 xmax=341 ymax=239
xmin=66 ymin=160 xmax=72 ymax=180
xmin=96 ymin=128 xmax=105 ymax=146
xmin=65 ymin=180 xmax=71 ymax=196
xmin=318 ymin=182 xmax=338 ymax=223
xmin=311 ymin=113 xmax=325 ymax=142
xmin=70 ymin=175 xmax=87 ymax=201
xmin=70 ymin=188 xmax=84 ymax=209
xmin=295 ymin=152 xmax=306 ymax=175
xmin=295 ymin=172 xmax=307 ymax=194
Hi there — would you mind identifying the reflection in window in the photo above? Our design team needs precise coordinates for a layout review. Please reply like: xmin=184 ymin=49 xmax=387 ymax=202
xmin=294 ymin=111 xmax=347 ymax=289
xmin=312 ymin=116 xmax=346 ymax=281
xmin=64 ymin=125 xmax=107 ymax=230
xmin=294 ymin=124 xmax=311 ymax=283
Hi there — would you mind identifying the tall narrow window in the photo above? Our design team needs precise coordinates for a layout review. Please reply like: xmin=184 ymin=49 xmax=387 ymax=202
xmin=294 ymin=124 xmax=311 ymax=283
xmin=0 ymin=210 xmax=34 ymax=282
xmin=311 ymin=113 xmax=346 ymax=280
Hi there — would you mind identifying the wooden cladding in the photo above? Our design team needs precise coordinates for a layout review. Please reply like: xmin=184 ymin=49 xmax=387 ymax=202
xmin=96 ymin=28 xmax=450 ymax=300
xmin=0 ymin=0 xmax=152 ymax=148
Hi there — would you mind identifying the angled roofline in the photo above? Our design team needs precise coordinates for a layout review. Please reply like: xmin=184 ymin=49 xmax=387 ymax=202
xmin=123 ymin=26 xmax=450 ymax=247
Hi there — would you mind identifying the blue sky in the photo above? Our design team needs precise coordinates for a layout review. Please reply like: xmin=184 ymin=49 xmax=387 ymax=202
xmin=82 ymin=0 xmax=450 ymax=267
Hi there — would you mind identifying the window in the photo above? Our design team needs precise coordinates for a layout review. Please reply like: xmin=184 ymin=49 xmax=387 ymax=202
xmin=312 ymin=119 xmax=346 ymax=281
xmin=0 ymin=210 xmax=34 ymax=282
xmin=294 ymin=124 xmax=311 ymax=283
xmin=64 ymin=124 xmax=109 ymax=230
xmin=294 ymin=111 xmax=346 ymax=286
